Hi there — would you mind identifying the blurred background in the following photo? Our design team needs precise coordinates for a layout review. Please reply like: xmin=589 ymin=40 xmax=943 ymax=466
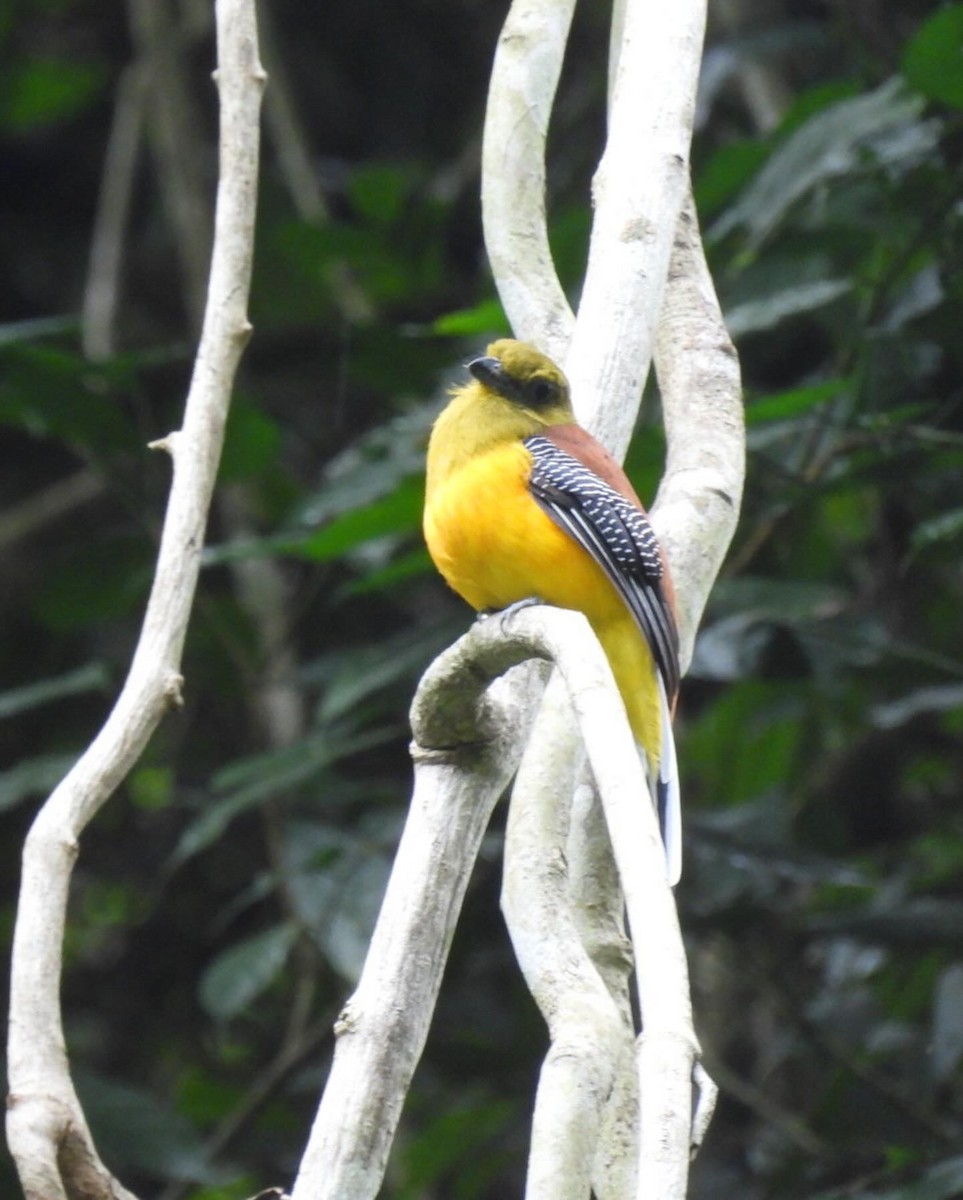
xmin=2 ymin=1 xmax=963 ymax=1197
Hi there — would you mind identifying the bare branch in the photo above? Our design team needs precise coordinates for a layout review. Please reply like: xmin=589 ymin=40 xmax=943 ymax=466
xmin=691 ymin=1062 xmax=720 ymax=1155
xmin=568 ymin=0 xmax=707 ymax=456
xmin=652 ymin=185 xmax=744 ymax=669
xmin=500 ymin=604 xmax=715 ymax=1200
xmin=524 ymin=616 xmax=697 ymax=1199
xmin=290 ymin=641 xmax=548 ymax=1200
xmin=294 ymin=1 xmax=736 ymax=1195
xmin=487 ymin=2 xmax=718 ymax=1195
xmin=481 ymin=0 xmax=577 ymax=362
xmin=255 ymin=0 xmax=329 ymax=223
xmin=127 ymin=0 xmax=214 ymax=328
xmin=5 ymin=5 xmax=264 ymax=1198
xmin=81 ymin=63 xmax=146 ymax=361
xmin=292 ymin=599 xmax=702 ymax=1200
xmin=504 ymin=608 xmax=704 ymax=1199
xmin=477 ymin=4 xmax=726 ymax=1198
xmin=502 ymin=680 xmax=634 ymax=1199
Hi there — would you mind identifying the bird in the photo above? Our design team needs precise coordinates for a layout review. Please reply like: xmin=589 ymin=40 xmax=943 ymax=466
xmin=423 ymin=338 xmax=682 ymax=883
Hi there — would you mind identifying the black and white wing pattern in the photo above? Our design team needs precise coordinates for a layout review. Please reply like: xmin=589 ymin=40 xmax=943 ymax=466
xmin=524 ymin=433 xmax=680 ymax=699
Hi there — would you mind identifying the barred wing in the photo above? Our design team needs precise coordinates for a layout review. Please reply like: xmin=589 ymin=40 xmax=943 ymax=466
xmin=524 ymin=432 xmax=680 ymax=699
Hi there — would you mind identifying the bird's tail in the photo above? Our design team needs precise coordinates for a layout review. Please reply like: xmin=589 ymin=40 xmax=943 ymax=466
xmin=654 ymin=673 xmax=682 ymax=886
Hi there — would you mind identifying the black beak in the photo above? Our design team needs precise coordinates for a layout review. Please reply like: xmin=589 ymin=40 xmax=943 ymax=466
xmin=467 ymin=355 xmax=503 ymax=387
xmin=467 ymin=355 xmax=521 ymax=401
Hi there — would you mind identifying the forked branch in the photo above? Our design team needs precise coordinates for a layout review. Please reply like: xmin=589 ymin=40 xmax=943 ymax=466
xmin=293 ymin=0 xmax=740 ymax=1197
xmin=5 ymin=5 xmax=264 ymax=1199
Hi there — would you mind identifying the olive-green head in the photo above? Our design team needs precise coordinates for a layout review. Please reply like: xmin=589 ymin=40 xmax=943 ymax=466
xmin=426 ymin=339 xmax=575 ymax=488
xmin=467 ymin=339 xmax=573 ymax=422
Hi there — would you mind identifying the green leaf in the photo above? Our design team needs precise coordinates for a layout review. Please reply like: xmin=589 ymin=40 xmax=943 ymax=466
xmin=33 ymin=536 xmax=152 ymax=631
xmin=695 ymin=139 xmax=770 ymax=217
xmin=892 ymin=1153 xmax=963 ymax=1200
xmin=296 ymin=475 xmax=424 ymax=562
xmin=872 ymin=684 xmax=963 ymax=731
xmin=775 ymin=79 xmax=862 ymax=137
xmin=199 ymin=923 xmax=298 ymax=1020
xmin=288 ymin=840 xmax=390 ymax=982
xmin=0 ymin=662 xmax=109 ymax=718
xmin=299 ymin=406 xmax=432 ymax=525
xmin=931 ymin=964 xmax=963 ymax=1081
xmin=712 ymin=78 xmax=937 ymax=246
xmin=433 ymin=297 xmax=509 ymax=337
xmin=682 ymin=681 xmax=807 ymax=807
xmin=349 ymin=163 xmax=412 ymax=225
xmin=182 ymin=1184 xmax=257 ymax=1200
xmin=76 ymin=1071 xmax=233 ymax=1183
xmin=903 ymin=6 xmax=963 ymax=110
xmin=219 ymin=398 xmax=281 ymax=482
xmin=80 ymin=879 xmax=143 ymax=928
xmin=808 ymin=901 xmax=963 ymax=948
xmin=0 ymin=315 xmax=77 ymax=346
xmin=343 ymin=544 xmax=434 ymax=595
xmin=0 ymin=345 xmax=137 ymax=452
xmin=0 ymin=58 xmax=104 ymax=132
xmin=912 ymin=506 xmax=963 ymax=550
xmin=313 ymin=623 xmax=459 ymax=722
xmin=396 ymin=1097 xmax=519 ymax=1195
xmin=746 ymin=380 xmax=846 ymax=424
xmin=203 ymin=476 xmax=424 ymax=569
xmin=129 ymin=765 xmax=175 ymax=811
xmin=699 ymin=576 xmax=850 ymax=623
xmin=169 ymin=724 xmax=398 ymax=867
xmin=725 ymin=278 xmax=851 ymax=338
xmin=204 ymin=406 xmax=433 ymax=569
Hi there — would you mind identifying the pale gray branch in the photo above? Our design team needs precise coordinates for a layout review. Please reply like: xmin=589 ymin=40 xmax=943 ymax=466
xmin=5 ymin=5 xmax=263 ymax=1198
xmin=255 ymin=0 xmax=329 ymax=223
xmin=524 ymin=616 xmax=697 ymax=1200
xmin=290 ymin=640 xmax=548 ymax=1200
xmin=291 ymin=602 xmax=697 ymax=1200
xmin=502 ymin=679 xmax=634 ymax=1200
xmin=567 ymin=0 xmax=707 ymax=457
xmin=294 ymin=1 xmax=738 ymax=1196
xmin=81 ymin=63 xmax=146 ymax=361
xmin=481 ymin=0 xmax=576 ymax=362
xmin=128 ymin=0 xmax=214 ymax=329
xmin=651 ymin=185 xmax=745 ymax=669
xmin=486 ymin=2 xmax=717 ymax=1196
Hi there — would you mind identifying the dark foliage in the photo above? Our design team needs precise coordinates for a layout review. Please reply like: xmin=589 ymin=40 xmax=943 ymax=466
xmin=2 ymin=1 xmax=962 ymax=1197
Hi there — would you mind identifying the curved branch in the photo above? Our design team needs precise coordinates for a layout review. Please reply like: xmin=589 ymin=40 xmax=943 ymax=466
xmin=481 ymin=0 xmax=576 ymax=362
xmin=568 ymin=0 xmax=707 ymax=457
xmin=5 ymin=5 xmax=264 ymax=1199
xmin=294 ymin=2 xmax=734 ymax=1196
xmin=503 ymin=610 xmax=702 ymax=1199
xmin=502 ymin=679 xmax=634 ymax=1199
xmin=290 ymin=644 xmax=548 ymax=1200
xmin=482 ymin=3 xmax=721 ymax=1196
xmin=651 ymin=185 xmax=744 ymax=669
xmin=292 ymin=602 xmax=699 ymax=1200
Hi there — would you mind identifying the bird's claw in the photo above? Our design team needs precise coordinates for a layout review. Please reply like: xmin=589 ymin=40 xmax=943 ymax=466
xmin=477 ymin=596 xmax=543 ymax=623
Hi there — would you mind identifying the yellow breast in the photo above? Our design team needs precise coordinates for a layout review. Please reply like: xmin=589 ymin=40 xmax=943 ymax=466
xmin=423 ymin=440 xmax=662 ymax=758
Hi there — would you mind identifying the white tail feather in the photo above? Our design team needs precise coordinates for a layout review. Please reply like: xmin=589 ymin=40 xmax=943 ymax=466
xmin=656 ymin=673 xmax=682 ymax=886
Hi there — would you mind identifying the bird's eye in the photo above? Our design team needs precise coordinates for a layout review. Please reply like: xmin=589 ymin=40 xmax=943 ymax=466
xmin=528 ymin=377 xmax=558 ymax=406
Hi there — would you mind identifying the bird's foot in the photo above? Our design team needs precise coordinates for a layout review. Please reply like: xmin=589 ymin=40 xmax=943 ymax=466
xmin=477 ymin=596 xmax=543 ymax=622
